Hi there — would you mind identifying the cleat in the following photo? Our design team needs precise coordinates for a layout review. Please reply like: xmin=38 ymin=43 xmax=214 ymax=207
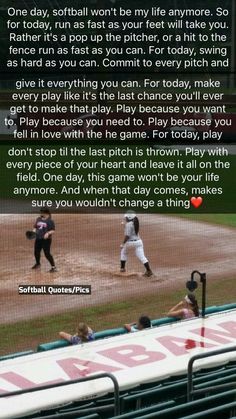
xmin=143 ymin=270 xmax=153 ymax=277
xmin=32 ymin=264 xmax=40 ymax=270
xmin=49 ymin=267 xmax=57 ymax=273
xmin=120 ymin=268 xmax=126 ymax=273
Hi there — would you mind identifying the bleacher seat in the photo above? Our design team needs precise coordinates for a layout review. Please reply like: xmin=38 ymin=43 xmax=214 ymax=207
xmin=119 ymin=363 xmax=236 ymax=414
xmin=120 ymin=380 xmax=187 ymax=413
xmin=109 ymin=400 xmax=175 ymax=418
xmin=75 ymin=415 xmax=100 ymax=419
xmin=58 ymin=401 xmax=96 ymax=413
xmin=179 ymin=400 xmax=236 ymax=419
xmin=30 ymin=411 xmax=100 ymax=419
xmin=37 ymin=339 xmax=70 ymax=352
xmin=0 ymin=350 xmax=34 ymax=361
xmin=151 ymin=317 xmax=177 ymax=327
xmin=112 ymin=389 xmax=236 ymax=418
xmin=194 ymin=373 xmax=236 ymax=393
xmin=94 ymin=328 xmax=127 ymax=339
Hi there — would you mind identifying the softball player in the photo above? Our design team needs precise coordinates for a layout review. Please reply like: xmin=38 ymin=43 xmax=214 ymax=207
xmin=120 ymin=213 xmax=153 ymax=276
xmin=32 ymin=207 xmax=57 ymax=272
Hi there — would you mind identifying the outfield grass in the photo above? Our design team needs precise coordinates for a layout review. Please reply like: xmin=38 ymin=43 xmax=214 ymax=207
xmin=0 ymin=276 xmax=235 ymax=356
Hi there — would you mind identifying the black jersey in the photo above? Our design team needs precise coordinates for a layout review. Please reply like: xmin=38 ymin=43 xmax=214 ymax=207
xmin=34 ymin=217 xmax=55 ymax=239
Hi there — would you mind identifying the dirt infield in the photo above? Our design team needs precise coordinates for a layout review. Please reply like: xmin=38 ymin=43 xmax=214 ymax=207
xmin=0 ymin=214 xmax=236 ymax=324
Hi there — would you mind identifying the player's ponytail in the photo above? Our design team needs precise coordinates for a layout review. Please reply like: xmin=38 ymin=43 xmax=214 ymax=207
xmin=133 ymin=217 xmax=139 ymax=235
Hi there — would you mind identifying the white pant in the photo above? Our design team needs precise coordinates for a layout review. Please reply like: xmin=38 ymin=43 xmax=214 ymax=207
xmin=121 ymin=239 xmax=148 ymax=264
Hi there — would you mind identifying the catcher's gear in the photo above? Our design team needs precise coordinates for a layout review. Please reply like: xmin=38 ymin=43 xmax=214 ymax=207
xmin=26 ymin=230 xmax=36 ymax=240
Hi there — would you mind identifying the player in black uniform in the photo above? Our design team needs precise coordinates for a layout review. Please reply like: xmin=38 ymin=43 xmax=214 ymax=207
xmin=32 ymin=207 xmax=57 ymax=272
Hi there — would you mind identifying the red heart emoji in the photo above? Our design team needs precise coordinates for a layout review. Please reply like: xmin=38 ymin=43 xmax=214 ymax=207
xmin=190 ymin=197 xmax=203 ymax=208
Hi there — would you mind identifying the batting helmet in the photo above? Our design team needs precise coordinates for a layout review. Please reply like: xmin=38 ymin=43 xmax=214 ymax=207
xmin=124 ymin=211 xmax=136 ymax=221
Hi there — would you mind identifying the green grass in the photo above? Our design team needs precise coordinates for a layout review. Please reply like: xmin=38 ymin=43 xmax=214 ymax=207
xmin=177 ymin=214 xmax=236 ymax=228
xmin=0 ymin=276 xmax=235 ymax=356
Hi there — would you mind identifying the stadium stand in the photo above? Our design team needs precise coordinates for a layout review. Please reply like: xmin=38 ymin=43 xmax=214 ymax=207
xmin=36 ymin=303 xmax=236 ymax=353
xmin=0 ymin=304 xmax=235 ymax=418
xmin=2 ymin=367 xmax=236 ymax=418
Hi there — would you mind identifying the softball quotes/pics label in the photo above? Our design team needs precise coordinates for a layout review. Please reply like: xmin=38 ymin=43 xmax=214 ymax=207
xmin=18 ymin=285 xmax=91 ymax=295
xmin=0 ymin=0 xmax=235 ymax=214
